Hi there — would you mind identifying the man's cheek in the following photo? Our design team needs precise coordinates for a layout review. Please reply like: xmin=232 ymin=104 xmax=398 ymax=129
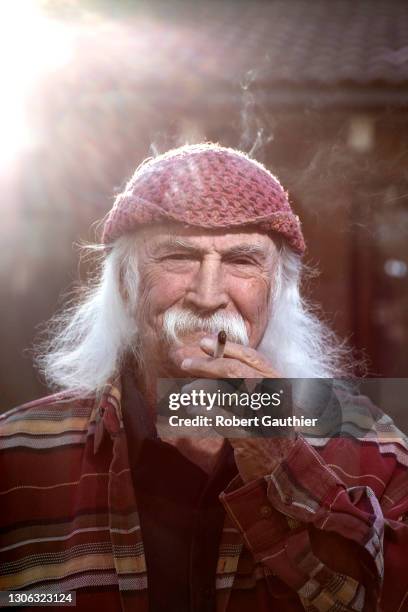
xmin=138 ymin=286 xmax=175 ymax=321
xmin=231 ymin=284 xmax=269 ymax=344
xmin=232 ymin=280 xmax=269 ymax=317
xmin=142 ymin=276 xmax=188 ymax=311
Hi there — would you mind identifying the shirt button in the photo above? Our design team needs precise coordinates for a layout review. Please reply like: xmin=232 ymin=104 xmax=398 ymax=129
xmin=260 ymin=504 xmax=273 ymax=518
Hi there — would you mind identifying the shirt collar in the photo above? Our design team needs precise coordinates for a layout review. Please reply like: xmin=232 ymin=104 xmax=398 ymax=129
xmin=93 ymin=372 xmax=123 ymax=455
xmin=93 ymin=367 xmax=156 ymax=455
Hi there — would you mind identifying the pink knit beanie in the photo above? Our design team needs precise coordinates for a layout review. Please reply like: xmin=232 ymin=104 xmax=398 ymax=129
xmin=102 ymin=143 xmax=305 ymax=255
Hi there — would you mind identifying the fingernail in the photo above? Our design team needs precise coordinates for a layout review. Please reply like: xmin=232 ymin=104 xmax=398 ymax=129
xmin=181 ymin=358 xmax=192 ymax=369
xmin=200 ymin=337 xmax=215 ymax=350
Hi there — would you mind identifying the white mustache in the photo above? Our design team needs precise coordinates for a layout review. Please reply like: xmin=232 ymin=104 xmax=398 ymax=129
xmin=162 ymin=307 xmax=249 ymax=346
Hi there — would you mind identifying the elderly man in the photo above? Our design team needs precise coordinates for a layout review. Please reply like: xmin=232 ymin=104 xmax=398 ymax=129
xmin=1 ymin=144 xmax=408 ymax=612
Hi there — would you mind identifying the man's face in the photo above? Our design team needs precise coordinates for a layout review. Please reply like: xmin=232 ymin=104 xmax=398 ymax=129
xmin=133 ymin=223 xmax=279 ymax=372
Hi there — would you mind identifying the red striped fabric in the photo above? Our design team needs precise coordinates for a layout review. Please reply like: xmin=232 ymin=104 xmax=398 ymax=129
xmin=1 ymin=379 xmax=408 ymax=611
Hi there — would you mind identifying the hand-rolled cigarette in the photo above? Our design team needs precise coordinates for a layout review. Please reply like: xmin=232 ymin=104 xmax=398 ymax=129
xmin=214 ymin=330 xmax=227 ymax=358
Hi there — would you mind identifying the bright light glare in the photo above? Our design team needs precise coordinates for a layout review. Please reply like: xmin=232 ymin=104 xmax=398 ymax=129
xmin=0 ymin=1 xmax=74 ymax=166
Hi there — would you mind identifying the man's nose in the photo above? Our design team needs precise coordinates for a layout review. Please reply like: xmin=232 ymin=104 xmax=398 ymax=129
xmin=184 ymin=257 xmax=229 ymax=313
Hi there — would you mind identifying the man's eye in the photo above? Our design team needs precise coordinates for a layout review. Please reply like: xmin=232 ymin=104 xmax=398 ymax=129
xmin=227 ymin=257 xmax=255 ymax=265
xmin=162 ymin=253 xmax=196 ymax=261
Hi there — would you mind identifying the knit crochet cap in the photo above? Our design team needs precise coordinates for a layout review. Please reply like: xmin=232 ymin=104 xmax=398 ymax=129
xmin=102 ymin=143 xmax=305 ymax=255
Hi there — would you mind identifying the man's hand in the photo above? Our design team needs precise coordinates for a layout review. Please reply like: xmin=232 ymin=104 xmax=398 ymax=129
xmin=167 ymin=335 xmax=297 ymax=482
xmin=170 ymin=334 xmax=281 ymax=378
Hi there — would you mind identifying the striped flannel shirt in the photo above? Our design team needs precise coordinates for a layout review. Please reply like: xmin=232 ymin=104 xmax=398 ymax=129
xmin=1 ymin=376 xmax=408 ymax=611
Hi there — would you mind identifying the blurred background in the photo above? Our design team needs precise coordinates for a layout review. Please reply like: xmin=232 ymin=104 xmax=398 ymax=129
xmin=1 ymin=0 xmax=408 ymax=412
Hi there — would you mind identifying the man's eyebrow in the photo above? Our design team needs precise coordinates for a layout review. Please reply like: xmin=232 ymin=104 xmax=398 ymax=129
xmin=222 ymin=244 xmax=267 ymax=259
xmin=154 ymin=238 xmax=268 ymax=258
xmin=154 ymin=237 xmax=203 ymax=254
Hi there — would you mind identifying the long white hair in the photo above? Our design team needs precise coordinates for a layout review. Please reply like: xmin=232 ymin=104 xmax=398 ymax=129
xmin=34 ymin=235 xmax=353 ymax=398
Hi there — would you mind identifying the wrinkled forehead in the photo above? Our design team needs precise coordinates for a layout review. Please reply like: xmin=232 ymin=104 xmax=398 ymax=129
xmin=135 ymin=222 xmax=280 ymax=257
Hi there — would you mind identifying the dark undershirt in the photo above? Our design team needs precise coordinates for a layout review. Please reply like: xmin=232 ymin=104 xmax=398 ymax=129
xmin=121 ymin=369 xmax=238 ymax=612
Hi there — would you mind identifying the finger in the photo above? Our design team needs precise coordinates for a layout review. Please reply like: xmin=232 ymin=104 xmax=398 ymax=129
xmin=199 ymin=337 xmax=279 ymax=376
xmin=180 ymin=356 xmax=258 ymax=378
xmin=169 ymin=344 xmax=211 ymax=369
